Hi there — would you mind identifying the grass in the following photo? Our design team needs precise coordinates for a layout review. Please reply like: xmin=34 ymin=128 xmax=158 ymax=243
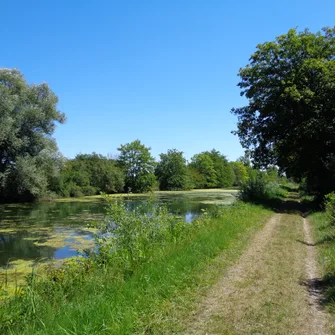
xmin=205 ymin=213 xmax=312 ymax=334
xmin=309 ymin=212 xmax=335 ymax=311
xmin=0 ymin=202 xmax=270 ymax=334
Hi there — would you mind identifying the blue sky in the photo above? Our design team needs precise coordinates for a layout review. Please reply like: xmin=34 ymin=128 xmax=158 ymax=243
xmin=2 ymin=0 xmax=334 ymax=161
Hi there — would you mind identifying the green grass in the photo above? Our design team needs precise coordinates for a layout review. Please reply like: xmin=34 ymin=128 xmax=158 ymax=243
xmin=0 ymin=202 xmax=270 ymax=334
xmin=309 ymin=211 xmax=335 ymax=334
xmin=309 ymin=212 xmax=335 ymax=278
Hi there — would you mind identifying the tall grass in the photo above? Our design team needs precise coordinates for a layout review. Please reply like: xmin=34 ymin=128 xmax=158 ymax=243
xmin=0 ymin=198 xmax=270 ymax=334
xmin=309 ymin=194 xmax=335 ymax=313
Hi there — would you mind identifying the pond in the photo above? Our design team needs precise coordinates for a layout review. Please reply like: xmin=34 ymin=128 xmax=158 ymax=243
xmin=0 ymin=189 xmax=237 ymax=292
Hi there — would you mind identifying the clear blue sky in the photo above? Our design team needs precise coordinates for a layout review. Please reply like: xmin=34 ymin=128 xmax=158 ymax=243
xmin=2 ymin=0 xmax=334 ymax=161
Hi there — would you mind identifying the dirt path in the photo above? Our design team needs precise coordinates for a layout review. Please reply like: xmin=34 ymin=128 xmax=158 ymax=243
xmin=185 ymin=213 xmax=328 ymax=335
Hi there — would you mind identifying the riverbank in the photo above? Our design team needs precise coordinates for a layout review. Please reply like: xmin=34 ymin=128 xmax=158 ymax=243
xmin=0 ymin=202 xmax=270 ymax=334
xmin=55 ymin=188 xmax=239 ymax=202
xmin=0 ymin=189 xmax=238 ymax=298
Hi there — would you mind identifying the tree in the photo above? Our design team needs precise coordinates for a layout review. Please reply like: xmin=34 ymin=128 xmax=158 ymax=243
xmin=206 ymin=149 xmax=234 ymax=188
xmin=190 ymin=150 xmax=234 ymax=188
xmin=231 ymin=27 xmax=335 ymax=196
xmin=118 ymin=140 xmax=156 ymax=192
xmin=59 ymin=153 xmax=124 ymax=197
xmin=189 ymin=152 xmax=217 ymax=188
xmin=155 ymin=149 xmax=191 ymax=190
xmin=231 ymin=161 xmax=249 ymax=186
xmin=0 ymin=69 xmax=66 ymax=202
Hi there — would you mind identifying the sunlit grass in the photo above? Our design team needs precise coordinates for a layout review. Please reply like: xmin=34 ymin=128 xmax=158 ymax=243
xmin=0 ymin=202 xmax=270 ymax=334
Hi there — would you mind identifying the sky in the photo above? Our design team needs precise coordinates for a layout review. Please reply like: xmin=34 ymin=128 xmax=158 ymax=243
xmin=2 ymin=0 xmax=335 ymax=161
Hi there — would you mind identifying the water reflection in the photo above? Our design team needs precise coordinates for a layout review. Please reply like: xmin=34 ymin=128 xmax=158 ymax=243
xmin=0 ymin=191 xmax=237 ymax=267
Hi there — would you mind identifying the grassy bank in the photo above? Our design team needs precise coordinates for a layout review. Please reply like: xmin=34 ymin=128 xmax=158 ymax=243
xmin=55 ymin=188 xmax=239 ymax=202
xmin=309 ymin=212 xmax=335 ymax=310
xmin=0 ymin=201 xmax=270 ymax=334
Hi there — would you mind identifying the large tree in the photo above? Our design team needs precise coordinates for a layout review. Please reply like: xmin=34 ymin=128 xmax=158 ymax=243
xmin=231 ymin=27 xmax=335 ymax=195
xmin=59 ymin=153 xmax=124 ymax=197
xmin=189 ymin=149 xmax=234 ymax=188
xmin=206 ymin=149 xmax=234 ymax=188
xmin=117 ymin=140 xmax=156 ymax=193
xmin=230 ymin=161 xmax=249 ymax=186
xmin=189 ymin=152 xmax=217 ymax=188
xmin=155 ymin=149 xmax=191 ymax=190
xmin=0 ymin=69 xmax=65 ymax=202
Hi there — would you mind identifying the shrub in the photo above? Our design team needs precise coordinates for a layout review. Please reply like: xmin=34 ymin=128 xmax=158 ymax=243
xmin=325 ymin=192 xmax=335 ymax=226
xmin=239 ymin=175 xmax=287 ymax=205
xmin=91 ymin=197 xmax=188 ymax=274
xmin=239 ymin=175 xmax=267 ymax=203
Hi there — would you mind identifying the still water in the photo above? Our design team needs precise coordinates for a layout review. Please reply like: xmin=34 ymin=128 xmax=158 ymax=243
xmin=0 ymin=190 xmax=237 ymax=287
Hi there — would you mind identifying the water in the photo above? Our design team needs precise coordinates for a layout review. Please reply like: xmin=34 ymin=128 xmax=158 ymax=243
xmin=0 ymin=190 xmax=237 ymax=287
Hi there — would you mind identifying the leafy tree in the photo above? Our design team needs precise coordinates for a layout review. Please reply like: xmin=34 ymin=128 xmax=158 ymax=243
xmin=265 ymin=166 xmax=279 ymax=183
xmin=237 ymin=154 xmax=251 ymax=168
xmin=190 ymin=150 xmax=234 ymax=188
xmin=188 ymin=166 xmax=206 ymax=189
xmin=206 ymin=149 xmax=234 ymax=188
xmin=155 ymin=149 xmax=191 ymax=190
xmin=231 ymin=27 xmax=335 ymax=196
xmin=231 ymin=161 xmax=249 ymax=186
xmin=0 ymin=69 xmax=65 ymax=202
xmin=59 ymin=153 xmax=124 ymax=197
xmin=189 ymin=152 xmax=217 ymax=188
xmin=118 ymin=140 xmax=156 ymax=193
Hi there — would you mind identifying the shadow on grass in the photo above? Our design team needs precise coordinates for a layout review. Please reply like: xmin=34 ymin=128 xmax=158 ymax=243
xmin=241 ymin=183 xmax=320 ymax=215
xmin=300 ymin=277 xmax=326 ymax=311
xmin=243 ymin=186 xmax=335 ymax=312
xmin=300 ymin=274 xmax=335 ymax=311
xmin=303 ymin=221 xmax=335 ymax=311
xmin=246 ymin=196 xmax=318 ymax=216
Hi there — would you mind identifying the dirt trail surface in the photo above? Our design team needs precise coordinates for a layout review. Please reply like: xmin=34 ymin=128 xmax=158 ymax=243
xmin=185 ymin=213 xmax=328 ymax=335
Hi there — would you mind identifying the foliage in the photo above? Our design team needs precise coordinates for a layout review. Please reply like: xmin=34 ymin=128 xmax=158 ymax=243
xmin=206 ymin=150 xmax=234 ymax=188
xmin=189 ymin=149 xmax=234 ymax=188
xmin=0 ymin=69 xmax=65 ymax=202
xmin=190 ymin=152 xmax=217 ymax=188
xmin=325 ymin=192 xmax=335 ymax=226
xmin=155 ymin=149 xmax=192 ymax=190
xmin=59 ymin=153 xmax=124 ymax=197
xmin=0 ymin=201 xmax=270 ymax=334
xmin=118 ymin=140 xmax=156 ymax=193
xmin=239 ymin=173 xmax=287 ymax=205
xmin=231 ymin=27 xmax=335 ymax=196
xmin=230 ymin=161 xmax=249 ymax=186
xmin=91 ymin=197 xmax=187 ymax=273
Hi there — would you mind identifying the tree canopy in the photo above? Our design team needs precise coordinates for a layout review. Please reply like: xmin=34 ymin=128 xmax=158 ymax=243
xmin=117 ymin=140 xmax=156 ymax=193
xmin=232 ymin=27 xmax=335 ymax=195
xmin=155 ymin=149 xmax=191 ymax=190
xmin=0 ymin=69 xmax=65 ymax=202
xmin=189 ymin=150 xmax=234 ymax=188
xmin=59 ymin=153 xmax=124 ymax=197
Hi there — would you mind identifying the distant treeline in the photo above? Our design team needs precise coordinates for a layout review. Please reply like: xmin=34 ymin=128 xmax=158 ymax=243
xmin=53 ymin=140 xmax=283 ymax=198
xmin=0 ymin=68 xmax=284 ymax=203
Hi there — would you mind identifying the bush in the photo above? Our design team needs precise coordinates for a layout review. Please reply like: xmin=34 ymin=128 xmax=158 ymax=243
xmin=239 ymin=175 xmax=287 ymax=205
xmin=81 ymin=185 xmax=97 ymax=196
xmin=325 ymin=192 xmax=335 ymax=226
xmin=91 ymin=197 xmax=188 ymax=274
xmin=239 ymin=175 xmax=267 ymax=203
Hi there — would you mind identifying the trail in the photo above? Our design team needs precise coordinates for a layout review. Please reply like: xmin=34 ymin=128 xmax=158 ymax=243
xmin=185 ymin=213 xmax=328 ymax=335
